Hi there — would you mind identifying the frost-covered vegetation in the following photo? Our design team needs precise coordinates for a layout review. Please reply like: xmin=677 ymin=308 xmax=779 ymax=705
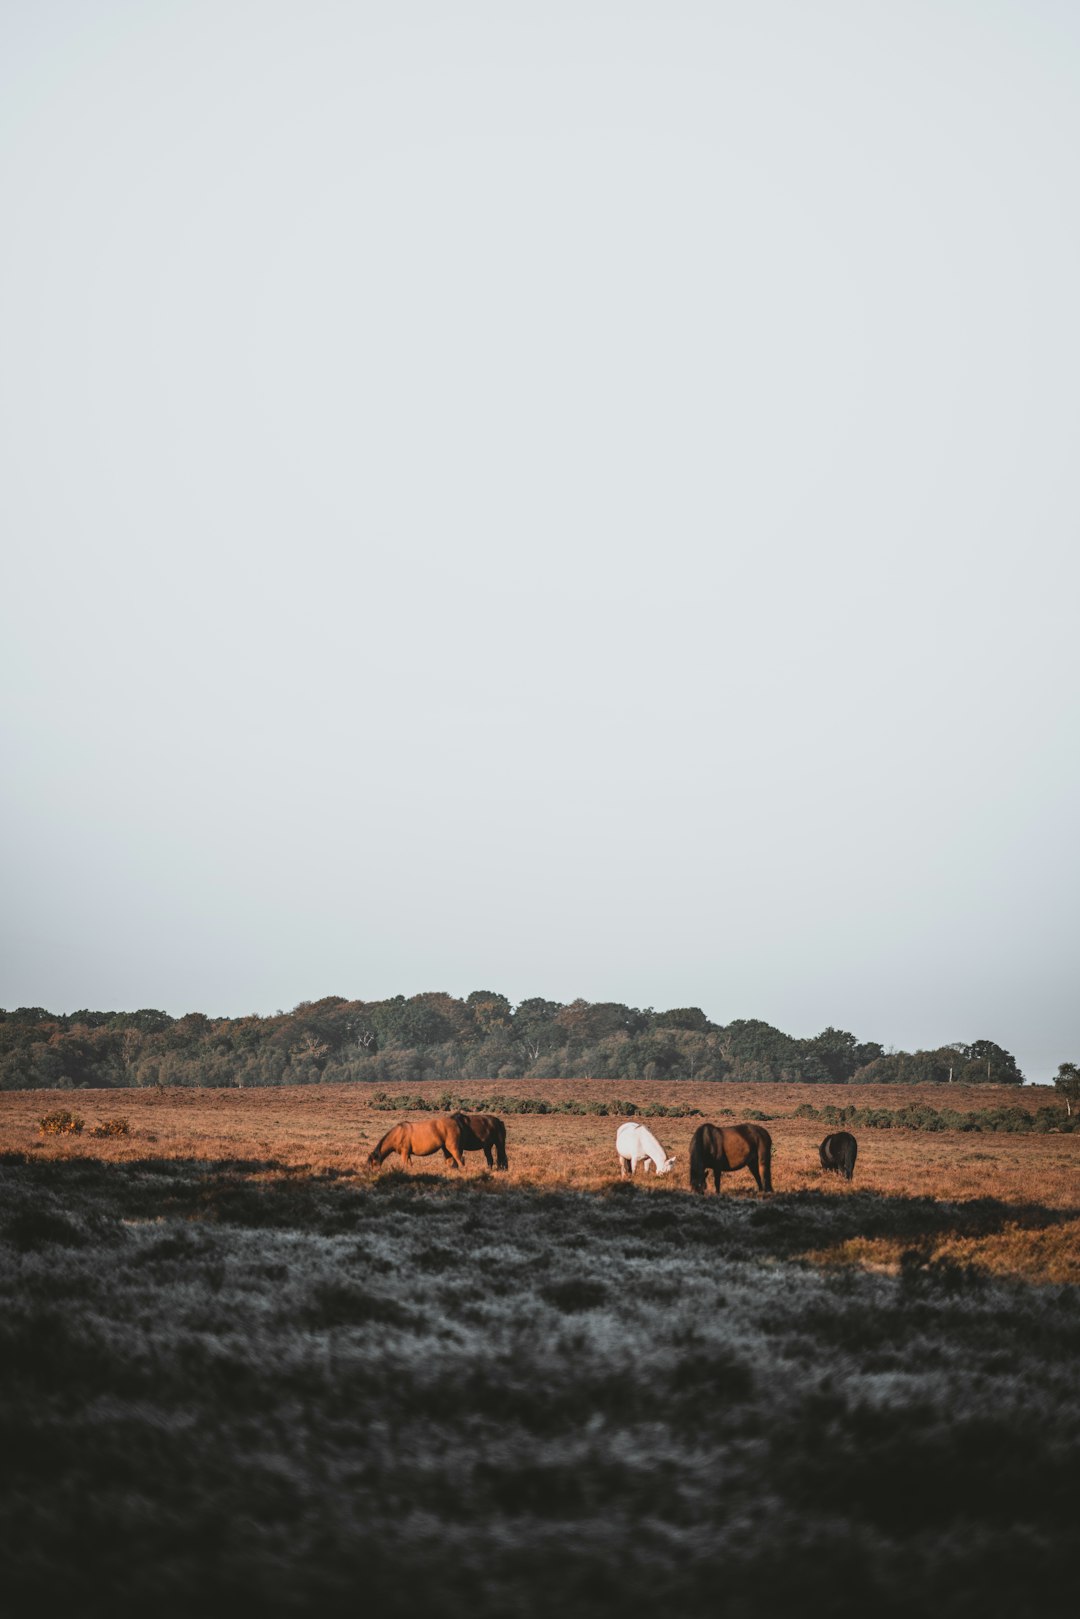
xmin=1 ymin=1154 xmax=1078 ymax=1617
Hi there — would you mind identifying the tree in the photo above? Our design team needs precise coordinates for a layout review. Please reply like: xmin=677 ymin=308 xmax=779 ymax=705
xmin=719 ymin=1019 xmax=802 ymax=1081
xmin=852 ymin=1047 xmax=968 ymax=1085
xmin=512 ymin=998 xmax=564 ymax=1062
xmin=293 ymin=1032 xmax=331 ymax=1072
xmin=959 ymin=1039 xmax=1023 ymax=1086
xmin=654 ymin=1007 xmax=711 ymax=1033
xmin=465 ymin=991 xmax=513 ymax=1036
xmin=798 ymin=1028 xmax=885 ymax=1084
xmin=555 ymin=1000 xmax=647 ymax=1042
xmin=365 ymin=996 xmax=453 ymax=1050
xmin=1055 ymin=1062 xmax=1080 ymax=1116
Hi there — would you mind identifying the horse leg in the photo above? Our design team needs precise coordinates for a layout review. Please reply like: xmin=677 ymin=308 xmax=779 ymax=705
xmin=748 ymin=1158 xmax=764 ymax=1193
xmin=483 ymin=1145 xmax=494 ymax=1169
xmin=713 ymin=1167 xmax=722 ymax=1194
xmin=619 ymin=1156 xmax=631 ymax=1178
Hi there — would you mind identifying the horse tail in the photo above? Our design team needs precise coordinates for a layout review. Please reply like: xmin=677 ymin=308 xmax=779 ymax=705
xmin=757 ymin=1127 xmax=773 ymax=1193
xmin=493 ymin=1118 xmax=508 ymax=1171
xmin=689 ymin=1126 xmax=707 ymax=1194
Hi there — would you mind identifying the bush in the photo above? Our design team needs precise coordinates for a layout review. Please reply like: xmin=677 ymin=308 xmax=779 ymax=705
xmin=38 ymin=1110 xmax=83 ymax=1136
xmin=90 ymin=1118 xmax=130 ymax=1138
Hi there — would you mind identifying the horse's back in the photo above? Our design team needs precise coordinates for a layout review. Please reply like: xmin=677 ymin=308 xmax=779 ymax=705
xmin=691 ymin=1121 xmax=772 ymax=1192
xmin=700 ymin=1122 xmax=770 ymax=1167
xmin=409 ymin=1115 xmax=463 ymax=1154
xmin=820 ymin=1130 xmax=857 ymax=1177
xmin=615 ymin=1121 xmax=647 ymax=1156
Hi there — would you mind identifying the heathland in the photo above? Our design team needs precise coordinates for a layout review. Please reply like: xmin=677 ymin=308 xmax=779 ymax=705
xmin=2 ymin=1080 xmax=1078 ymax=1617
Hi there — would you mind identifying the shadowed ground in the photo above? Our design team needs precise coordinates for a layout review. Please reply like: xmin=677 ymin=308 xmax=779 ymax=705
xmin=2 ymin=1156 xmax=1078 ymax=1617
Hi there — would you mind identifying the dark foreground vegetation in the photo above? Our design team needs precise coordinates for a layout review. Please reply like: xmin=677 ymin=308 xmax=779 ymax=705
xmin=2 ymin=1154 xmax=1078 ymax=1618
xmin=0 ymin=995 xmax=1042 ymax=1089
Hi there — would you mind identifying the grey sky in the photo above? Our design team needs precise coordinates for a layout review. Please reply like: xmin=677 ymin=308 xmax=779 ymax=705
xmin=2 ymin=2 xmax=1077 ymax=1081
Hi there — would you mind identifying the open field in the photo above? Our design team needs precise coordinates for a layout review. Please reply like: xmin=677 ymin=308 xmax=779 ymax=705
xmin=2 ymin=1081 xmax=1077 ymax=1281
xmin=2 ymin=1082 xmax=1079 ymax=1615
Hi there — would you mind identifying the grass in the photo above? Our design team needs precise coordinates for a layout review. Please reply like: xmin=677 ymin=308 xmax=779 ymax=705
xmin=1 ymin=1083 xmax=1078 ymax=1616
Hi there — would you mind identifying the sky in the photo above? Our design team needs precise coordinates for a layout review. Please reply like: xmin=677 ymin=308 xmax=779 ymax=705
xmin=2 ymin=1 xmax=1078 ymax=1082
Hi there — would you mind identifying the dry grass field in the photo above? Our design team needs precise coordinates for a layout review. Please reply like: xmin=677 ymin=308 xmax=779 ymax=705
xmin=2 ymin=1080 xmax=1076 ymax=1282
xmin=2 ymin=1081 xmax=1078 ymax=1617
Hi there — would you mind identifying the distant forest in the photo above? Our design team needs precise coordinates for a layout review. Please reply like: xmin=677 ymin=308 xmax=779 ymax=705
xmin=0 ymin=994 xmax=1027 ymax=1091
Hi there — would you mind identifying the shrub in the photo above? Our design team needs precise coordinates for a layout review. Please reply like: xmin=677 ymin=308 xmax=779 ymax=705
xmin=38 ymin=1110 xmax=83 ymax=1136
xmin=90 ymin=1117 xmax=130 ymax=1138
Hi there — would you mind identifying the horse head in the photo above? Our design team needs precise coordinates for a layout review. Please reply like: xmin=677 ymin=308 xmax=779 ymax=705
xmin=658 ymin=1154 xmax=677 ymax=1175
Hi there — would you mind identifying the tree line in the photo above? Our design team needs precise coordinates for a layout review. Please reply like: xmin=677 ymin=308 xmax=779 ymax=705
xmin=0 ymin=993 xmax=1040 ymax=1091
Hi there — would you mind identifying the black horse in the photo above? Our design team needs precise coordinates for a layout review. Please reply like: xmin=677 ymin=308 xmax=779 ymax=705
xmin=819 ymin=1130 xmax=857 ymax=1181
xmin=452 ymin=1112 xmax=509 ymax=1171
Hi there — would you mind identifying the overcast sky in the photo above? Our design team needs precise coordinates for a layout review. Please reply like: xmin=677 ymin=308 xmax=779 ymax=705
xmin=2 ymin=2 xmax=1078 ymax=1081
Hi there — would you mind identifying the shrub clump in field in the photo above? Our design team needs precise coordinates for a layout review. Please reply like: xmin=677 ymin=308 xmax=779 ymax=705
xmin=38 ymin=1110 xmax=84 ymax=1136
xmin=90 ymin=1118 xmax=130 ymax=1138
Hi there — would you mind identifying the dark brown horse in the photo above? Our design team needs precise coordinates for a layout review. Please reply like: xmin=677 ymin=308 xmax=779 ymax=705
xmin=367 ymin=1116 xmax=467 ymax=1170
xmin=689 ymin=1122 xmax=773 ymax=1194
xmin=819 ymin=1130 xmax=857 ymax=1181
xmin=452 ymin=1112 xmax=508 ymax=1170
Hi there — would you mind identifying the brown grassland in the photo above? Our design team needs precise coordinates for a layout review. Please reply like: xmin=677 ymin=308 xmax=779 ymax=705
xmin=3 ymin=1080 xmax=1077 ymax=1282
xmin=2 ymin=1080 xmax=1078 ymax=1617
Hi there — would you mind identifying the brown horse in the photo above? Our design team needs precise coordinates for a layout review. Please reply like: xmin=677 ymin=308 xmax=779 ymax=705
xmin=452 ymin=1112 xmax=508 ymax=1170
xmin=689 ymin=1122 xmax=773 ymax=1194
xmin=819 ymin=1130 xmax=857 ymax=1181
xmin=367 ymin=1116 xmax=467 ymax=1170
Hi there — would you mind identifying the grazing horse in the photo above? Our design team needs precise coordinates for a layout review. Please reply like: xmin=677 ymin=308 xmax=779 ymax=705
xmin=367 ymin=1115 xmax=467 ymax=1170
xmin=453 ymin=1112 xmax=509 ymax=1170
xmin=819 ymin=1130 xmax=857 ymax=1181
xmin=689 ymin=1122 xmax=772 ymax=1195
xmin=615 ymin=1121 xmax=676 ymax=1178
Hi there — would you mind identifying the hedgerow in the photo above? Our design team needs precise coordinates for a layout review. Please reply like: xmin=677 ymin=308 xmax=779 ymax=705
xmin=368 ymin=1091 xmax=703 ymax=1118
xmin=793 ymin=1101 xmax=1075 ymax=1134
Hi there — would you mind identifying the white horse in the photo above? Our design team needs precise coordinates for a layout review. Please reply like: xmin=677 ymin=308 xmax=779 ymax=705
xmin=615 ymin=1120 xmax=676 ymax=1178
